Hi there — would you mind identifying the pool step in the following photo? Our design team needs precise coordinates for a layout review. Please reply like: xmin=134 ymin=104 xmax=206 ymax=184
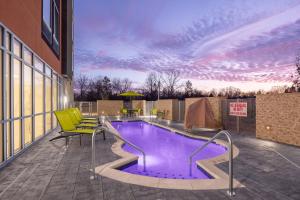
xmin=130 ymin=169 xmax=199 ymax=179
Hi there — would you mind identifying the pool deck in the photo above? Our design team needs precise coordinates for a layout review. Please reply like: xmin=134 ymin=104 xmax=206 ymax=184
xmin=0 ymin=119 xmax=299 ymax=200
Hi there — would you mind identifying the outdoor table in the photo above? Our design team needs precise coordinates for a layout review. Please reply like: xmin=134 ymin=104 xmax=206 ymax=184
xmin=127 ymin=109 xmax=138 ymax=117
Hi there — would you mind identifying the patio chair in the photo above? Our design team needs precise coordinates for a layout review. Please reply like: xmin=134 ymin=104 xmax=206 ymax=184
xmin=134 ymin=108 xmax=142 ymax=117
xmin=51 ymin=110 xmax=105 ymax=177
xmin=50 ymin=110 xmax=106 ymax=145
xmin=66 ymin=109 xmax=98 ymax=127
xmin=150 ymin=108 xmax=158 ymax=116
xmin=120 ymin=108 xmax=128 ymax=117
xmin=72 ymin=108 xmax=99 ymax=123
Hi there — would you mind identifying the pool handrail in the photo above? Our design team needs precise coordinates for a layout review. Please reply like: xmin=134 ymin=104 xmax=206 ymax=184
xmin=102 ymin=122 xmax=146 ymax=172
xmin=188 ymin=130 xmax=235 ymax=196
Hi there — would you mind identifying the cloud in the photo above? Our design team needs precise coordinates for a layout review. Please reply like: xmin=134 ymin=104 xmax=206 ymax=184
xmin=74 ymin=0 xmax=300 ymax=89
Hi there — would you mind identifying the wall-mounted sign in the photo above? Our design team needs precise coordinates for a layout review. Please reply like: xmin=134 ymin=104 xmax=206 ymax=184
xmin=229 ymin=102 xmax=247 ymax=117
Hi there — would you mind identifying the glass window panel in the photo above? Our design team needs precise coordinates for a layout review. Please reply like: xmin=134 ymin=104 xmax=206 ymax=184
xmin=24 ymin=117 xmax=32 ymax=145
xmin=52 ymin=113 xmax=57 ymax=128
xmin=0 ymin=51 xmax=2 ymax=120
xmin=14 ymin=120 xmax=21 ymax=153
xmin=35 ymin=115 xmax=44 ymax=139
xmin=46 ymin=78 xmax=51 ymax=112
xmin=45 ymin=65 xmax=51 ymax=77
xmin=43 ymin=0 xmax=51 ymax=29
xmin=0 ymin=123 xmax=2 ymax=162
xmin=24 ymin=64 xmax=32 ymax=116
xmin=46 ymin=113 xmax=51 ymax=132
xmin=24 ymin=48 xmax=32 ymax=65
xmin=5 ymin=54 xmax=10 ymax=118
xmin=13 ymin=59 xmax=21 ymax=118
xmin=0 ymin=27 xmax=2 ymax=46
xmin=34 ymin=56 xmax=44 ymax=72
xmin=35 ymin=72 xmax=44 ymax=114
xmin=0 ymin=53 xmax=2 ymax=161
xmin=54 ymin=8 xmax=60 ymax=42
xmin=13 ymin=39 xmax=21 ymax=57
xmin=6 ymin=122 xmax=11 ymax=158
xmin=52 ymin=75 xmax=57 ymax=111
xmin=5 ymin=33 xmax=11 ymax=51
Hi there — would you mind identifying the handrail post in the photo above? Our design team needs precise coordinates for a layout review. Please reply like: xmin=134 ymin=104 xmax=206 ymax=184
xmin=188 ymin=130 xmax=235 ymax=196
xmin=227 ymin=132 xmax=235 ymax=196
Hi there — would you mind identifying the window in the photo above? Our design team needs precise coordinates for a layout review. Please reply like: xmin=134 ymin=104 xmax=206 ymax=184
xmin=0 ymin=26 xmax=3 ymax=46
xmin=35 ymin=115 xmax=44 ymax=139
xmin=24 ymin=65 xmax=32 ymax=116
xmin=5 ymin=33 xmax=11 ymax=51
xmin=42 ymin=0 xmax=60 ymax=56
xmin=6 ymin=122 xmax=11 ymax=158
xmin=24 ymin=117 xmax=32 ymax=145
xmin=34 ymin=56 xmax=44 ymax=72
xmin=13 ymin=59 xmax=21 ymax=118
xmin=13 ymin=39 xmax=21 ymax=58
xmin=6 ymin=54 xmax=10 ymax=118
xmin=14 ymin=120 xmax=21 ymax=153
xmin=0 ymin=26 xmax=64 ymax=165
xmin=35 ymin=72 xmax=44 ymax=114
xmin=24 ymin=48 xmax=32 ymax=65
xmin=0 ymin=50 xmax=2 ymax=162
xmin=52 ymin=75 xmax=58 ymax=128
xmin=45 ymin=65 xmax=52 ymax=77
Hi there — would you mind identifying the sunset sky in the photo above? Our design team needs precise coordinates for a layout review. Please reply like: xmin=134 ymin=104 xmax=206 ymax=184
xmin=74 ymin=0 xmax=300 ymax=92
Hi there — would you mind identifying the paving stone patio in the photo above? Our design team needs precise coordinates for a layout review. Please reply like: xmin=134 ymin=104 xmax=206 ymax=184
xmin=0 ymin=119 xmax=299 ymax=200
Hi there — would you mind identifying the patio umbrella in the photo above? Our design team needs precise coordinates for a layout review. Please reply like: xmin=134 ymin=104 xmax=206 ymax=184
xmin=119 ymin=91 xmax=144 ymax=109
xmin=119 ymin=91 xmax=144 ymax=97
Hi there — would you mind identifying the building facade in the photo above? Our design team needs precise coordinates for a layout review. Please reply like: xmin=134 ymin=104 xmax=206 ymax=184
xmin=0 ymin=0 xmax=74 ymax=167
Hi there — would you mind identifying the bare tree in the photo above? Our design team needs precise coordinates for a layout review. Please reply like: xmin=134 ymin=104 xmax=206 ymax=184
xmin=112 ymin=78 xmax=132 ymax=94
xmin=292 ymin=53 xmax=300 ymax=91
xmin=219 ymin=86 xmax=241 ymax=98
xmin=144 ymin=72 xmax=158 ymax=95
xmin=161 ymin=71 xmax=182 ymax=97
xmin=121 ymin=78 xmax=132 ymax=92
xmin=76 ymin=74 xmax=89 ymax=100
xmin=112 ymin=78 xmax=122 ymax=94
xmin=184 ymin=80 xmax=193 ymax=97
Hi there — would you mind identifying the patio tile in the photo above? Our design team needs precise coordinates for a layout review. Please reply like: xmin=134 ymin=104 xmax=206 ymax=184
xmin=0 ymin=119 xmax=299 ymax=199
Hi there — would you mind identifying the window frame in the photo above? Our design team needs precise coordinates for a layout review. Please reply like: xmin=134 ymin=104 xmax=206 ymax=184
xmin=41 ymin=0 xmax=60 ymax=57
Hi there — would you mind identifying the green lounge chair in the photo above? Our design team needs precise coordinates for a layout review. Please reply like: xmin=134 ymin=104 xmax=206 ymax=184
xmin=50 ymin=110 xmax=105 ymax=144
xmin=71 ymin=108 xmax=99 ymax=123
xmin=75 ymin=107 xmax=97 ymax=120
xmin=66 ymin=109 xmax=99 ymax=128
xmin=51 ymin=110 xmax=106 ymax=177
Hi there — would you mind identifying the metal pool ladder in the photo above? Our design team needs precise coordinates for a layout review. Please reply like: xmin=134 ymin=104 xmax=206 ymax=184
xmin=96 ymin=126 xmax=146 ymax=173
xmin=188 ymin=130 xmax=235 ymax=196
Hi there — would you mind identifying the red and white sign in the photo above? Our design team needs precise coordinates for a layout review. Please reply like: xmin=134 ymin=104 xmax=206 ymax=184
xmin=229 ymin=102 xmax=247 ymax=117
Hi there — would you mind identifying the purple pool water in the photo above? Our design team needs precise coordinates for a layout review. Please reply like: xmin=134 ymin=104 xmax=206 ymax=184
xmin=111 ymin=121 xmax=226 ymax=179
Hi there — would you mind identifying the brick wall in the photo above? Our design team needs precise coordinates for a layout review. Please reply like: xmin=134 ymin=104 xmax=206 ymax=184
xmin=185 ymin=97 xmax=224 ymax=127
xmin=97 ymin=100 xmax=123 ymax=116
xmin=256 ymin=93 xmax=300 ymax=146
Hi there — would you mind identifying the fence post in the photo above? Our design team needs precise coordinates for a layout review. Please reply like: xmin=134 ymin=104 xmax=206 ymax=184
xmin=236 ymin=98 xmax=240 ymax=133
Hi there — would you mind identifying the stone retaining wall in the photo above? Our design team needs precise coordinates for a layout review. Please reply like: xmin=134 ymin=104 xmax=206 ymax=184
xmin=256 ymin=93 xmax=300 ymax=146
xmin=156 ymin=99 xmax=179 ymax=121
xmin=97 ymin=100 xmax=123 ymax=116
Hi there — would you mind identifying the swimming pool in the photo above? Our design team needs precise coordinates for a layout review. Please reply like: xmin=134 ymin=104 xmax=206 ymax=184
xmin=111 ymin=121 xmax=227 ymax=179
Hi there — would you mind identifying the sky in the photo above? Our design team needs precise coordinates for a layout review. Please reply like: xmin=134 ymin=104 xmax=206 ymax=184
xmin=74 ymin=0 xmax=300 ymax=92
